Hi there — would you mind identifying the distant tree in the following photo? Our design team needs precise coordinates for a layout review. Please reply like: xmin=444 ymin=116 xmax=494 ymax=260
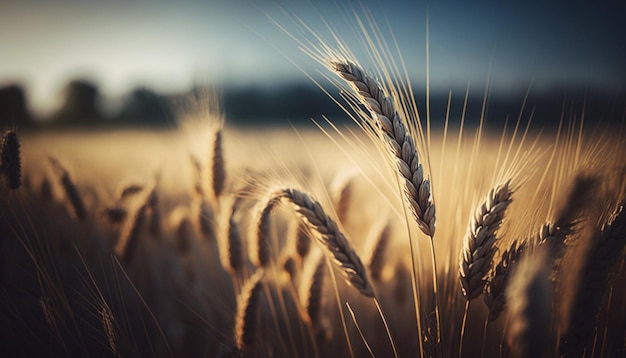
xmin=53 ymin=80 xmax=102 ymax=125
xmin=0 ymin=84 xmax=32 ymax=127
xmin=117 ymin=87 xmax=172 ymax=126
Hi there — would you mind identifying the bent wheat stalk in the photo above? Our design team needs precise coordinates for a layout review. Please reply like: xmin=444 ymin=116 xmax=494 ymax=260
xmin=330 ymin=60 xmax=435 ymax=238
xmin=272 ymin=187 xmax=374 ymax=297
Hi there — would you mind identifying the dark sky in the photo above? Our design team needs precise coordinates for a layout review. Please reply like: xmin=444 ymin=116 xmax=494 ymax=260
xmin=1 ymin=0 xmax=624 ymax=114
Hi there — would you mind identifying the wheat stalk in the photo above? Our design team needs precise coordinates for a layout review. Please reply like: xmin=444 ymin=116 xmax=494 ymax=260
xmin=459 ymin=180 xmax=513 ymax=300
xmin=0 ymin=129 xmax=21 ymax=190
xmin=273 ymin=187 xmax=374 ymax=297
xmin=330 ymin=60 xmax=435 ymax=237
xmin=234 ymin=270 xmax=264 ymax=352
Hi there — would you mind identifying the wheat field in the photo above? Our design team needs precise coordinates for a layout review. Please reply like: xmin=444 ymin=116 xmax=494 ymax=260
xmin=1 ymin=16 xmax=626 ymax=358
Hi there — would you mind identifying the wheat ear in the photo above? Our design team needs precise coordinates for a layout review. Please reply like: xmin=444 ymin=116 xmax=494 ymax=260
xmin=115 ymin=202 xmax=147 ymax=264
xmin=211 ymin=129 xmax=226 ymax=201
xmin=366 ymin=221 xmax=392 ymax=282
xmin=252 ymin=196 xmax=281 ymax=267
xmin=49 ymin=157 xmax=87 ymax=221
xmin=221 ymin=206 xmax=243 ymax=274
xmin=330 ymin=60 xmax=435 ymax=237
xmin=294 ymin=221 xmax=312 ymax=260
xmin=273 ymin=188 xmax=374 ymax=297
xmin=234 ymin=270 xmax=264 ymax=352
xmin=300 ymin=255 xmax=326 ymax=327
xmin=330 ymin=172 xmax=354 ymax=224
xmin=459 ymin=180 xmax=513 ymax=300
xmin=560 ymin=202 xmax=626 ymax=356
xmin=484 ymin=239 xmax=527 ymax=320
xmin=0 ymin=129 xmax=21 ymax=189
xmin=506 ymin=248 xmax=552 ymax=358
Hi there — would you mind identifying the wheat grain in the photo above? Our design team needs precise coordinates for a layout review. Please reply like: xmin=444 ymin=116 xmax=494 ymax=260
xmin=273 ymin=187 xmax=374 ymax=297
xmin=330 ymin=60 xmax=435 ymax=237
xmin=459 ymin=180 xmax=513 ymax=300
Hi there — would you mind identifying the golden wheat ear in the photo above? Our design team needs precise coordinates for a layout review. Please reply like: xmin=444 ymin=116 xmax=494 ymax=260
xmin=459 ymin=180 xmax=513 ymax=301
xmin=211 ymin=128 xmax=226 ymax=201
xmin=251 ymin=195 xmax=281 ymax=268
xmin=234 ymin=270 xmax=264 ymax=353
xmin=330 ymin=60 xmax=435 ymax=238
xmin=484 ymin=239 xmax=527 ymax=321
xmin=299 ymin=253 xmax=326 ymax=327
xmin=0 ymin=129 xmax=21 ymax=190
xmin=273 ymin=187 xmax=374 ymax=297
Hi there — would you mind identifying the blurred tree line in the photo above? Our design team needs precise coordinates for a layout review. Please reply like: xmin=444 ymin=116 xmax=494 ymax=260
xmin=0 ymin=79 xmax=623 ymax=130
xmin=0 ymin=79 xmax=347 ymax=129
